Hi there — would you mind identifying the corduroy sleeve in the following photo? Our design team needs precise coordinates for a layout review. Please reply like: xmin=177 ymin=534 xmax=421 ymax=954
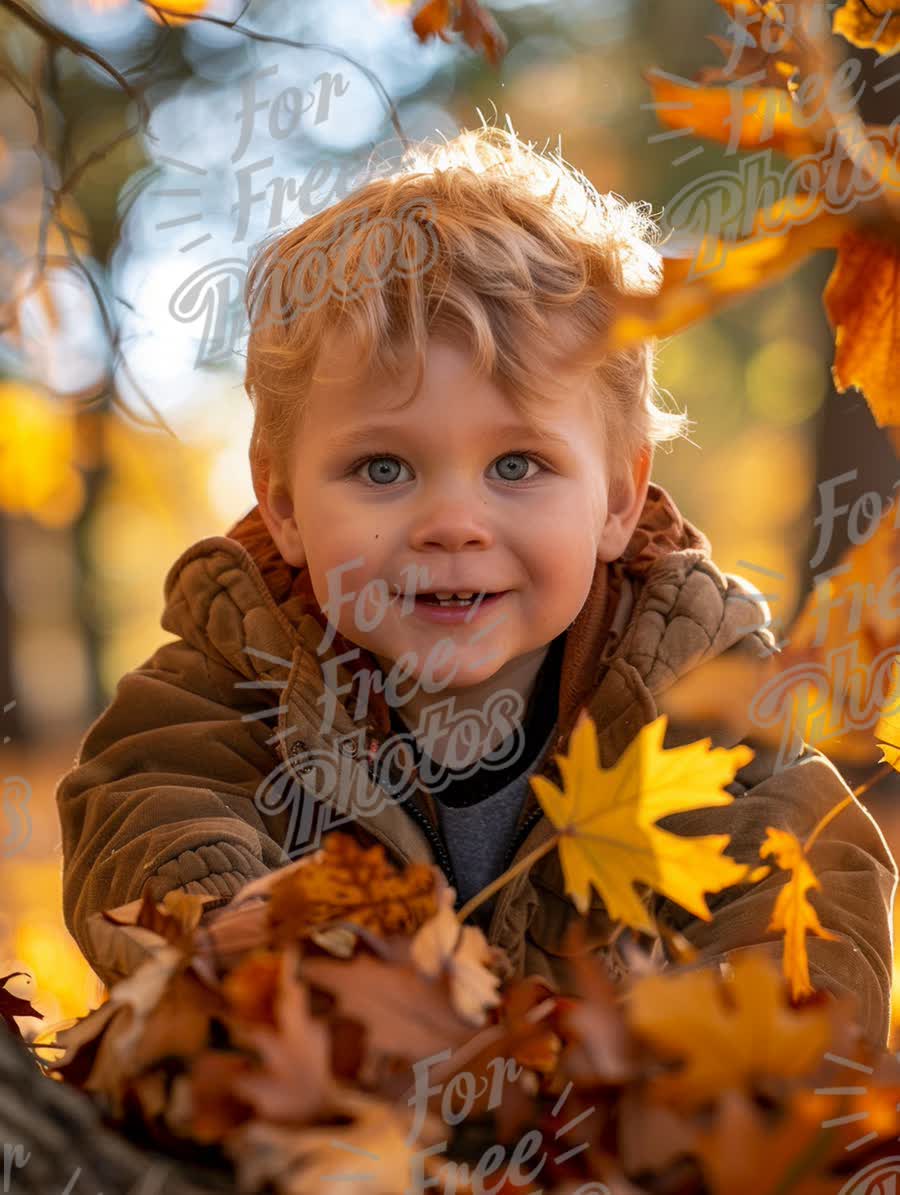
xmin=55 ymin=635 xmax=292 ymax=987
xmin=651 ymin=732 xmax=898 ymax=1050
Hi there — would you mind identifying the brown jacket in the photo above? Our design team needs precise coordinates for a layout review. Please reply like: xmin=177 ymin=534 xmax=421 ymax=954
xmin=55 ymin=483 xmax=898 ymax=1046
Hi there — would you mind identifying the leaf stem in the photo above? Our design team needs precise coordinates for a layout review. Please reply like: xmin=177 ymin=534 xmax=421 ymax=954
xmin=456 ymin=834 xmax=560 ymax=924
xmin=803 ymin=761 xmax=894 ymax=852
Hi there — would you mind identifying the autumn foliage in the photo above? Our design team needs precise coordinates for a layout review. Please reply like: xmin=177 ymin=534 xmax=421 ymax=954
xmin=20 ymin=826 xmax=898 ymax=1195
xmin=2 ymin=694 xmax=885 ymax=1192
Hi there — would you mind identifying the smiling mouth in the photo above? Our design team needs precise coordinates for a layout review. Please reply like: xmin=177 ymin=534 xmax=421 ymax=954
xmin=389 ymin=584 xmax=506 ymax=606
xmin=415 ymin=592 xmax=503 ymax=607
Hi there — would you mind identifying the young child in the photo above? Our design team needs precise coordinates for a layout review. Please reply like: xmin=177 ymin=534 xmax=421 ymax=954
xmin=56 ymin=123 xmax=897 ymax=1047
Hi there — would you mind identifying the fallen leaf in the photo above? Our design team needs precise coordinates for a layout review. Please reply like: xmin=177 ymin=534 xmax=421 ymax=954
xmin=188 ymin=1050 xmax=255 ymax=1143
xmin=410 ymin=885 xmax=503 ymax=1026
xmin=299 ymin=951 xmax=478 ymax=1065
xmin=0 ymin=972 xmax=43 ymax=1039
xmin=104 ymin=887 xmax=218 ymax=953
xmin=225 ymin=1088 xmax=443 ymax=1195
xmin=557 ymin=947 xmax=634 ymax=1085
xmin=229 ymin=947 xmax=339 ymax=1125
xmin=625 ymin=950 xmax=833 ymax=1109
xmin=267 ymin=832 xmax=439 ymax=943
xmin=693 ymin=1087 xmax=847 ymax=1194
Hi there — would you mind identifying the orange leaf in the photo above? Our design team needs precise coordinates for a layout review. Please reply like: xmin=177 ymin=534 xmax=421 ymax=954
xmin=694 ymin=1088 xmax=849 ymax=1194
xmin=229 ymin=947 xmax=337 ymax=1126
xmin=644 ymin=71 xmax=822 ymax=159
xmin=410 ymin=0 xmax=507 ymax=66
xmin=611 ymin=197 xmax=845 ymax=348
xmin=758 ymin=827 xmax=840 ymax=1000
xmin=143 ymin=0 xmax=207 ymax=26
xmin=267 ymin=832 xmax=439 ymax=943
xmin=626 ymin=949 xmax=834 ymax=1108
xmin=833 ymin=0 xmax=900 ymax=55
xmin=824 ymin=226 xmax=900 ymax=428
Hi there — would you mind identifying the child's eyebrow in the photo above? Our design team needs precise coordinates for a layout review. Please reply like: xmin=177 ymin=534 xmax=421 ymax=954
xmin=324 ymin=422 xmax=573 ymax=452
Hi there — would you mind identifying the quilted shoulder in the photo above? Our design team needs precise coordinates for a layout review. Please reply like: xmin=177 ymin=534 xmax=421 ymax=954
xmin=619 ymin=553 xmax=778 ymax=696
xmin=160 ymin=535 xmax=300 ymax=684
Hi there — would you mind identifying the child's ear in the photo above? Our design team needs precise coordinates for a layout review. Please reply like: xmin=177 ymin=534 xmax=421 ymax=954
xmin=250 ymin=451 xmax=306 ymax=568
xmin=596 ymin=443 xmax=653 ymax=562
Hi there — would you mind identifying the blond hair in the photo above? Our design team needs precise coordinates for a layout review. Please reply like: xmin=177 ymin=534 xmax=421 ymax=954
xmin=244 ymin=115 xmax=689 ymax=495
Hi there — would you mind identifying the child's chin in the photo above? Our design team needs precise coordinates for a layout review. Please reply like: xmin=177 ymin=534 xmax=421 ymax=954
xmin=372 ymin=641 xmax=504 ymax=687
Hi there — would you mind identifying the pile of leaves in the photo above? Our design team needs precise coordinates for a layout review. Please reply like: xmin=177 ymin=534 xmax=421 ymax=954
xmin=33 ymin=831 xmax=900 ymax=1195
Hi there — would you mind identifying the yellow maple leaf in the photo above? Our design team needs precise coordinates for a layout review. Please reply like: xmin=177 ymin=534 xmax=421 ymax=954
xmin=875 ymin=654 xmax=900 ymax=770
xmin=758 ymin=827 xmax=840 ymax=1000
xmin=528 ymin=711 xmax=753 ymax=934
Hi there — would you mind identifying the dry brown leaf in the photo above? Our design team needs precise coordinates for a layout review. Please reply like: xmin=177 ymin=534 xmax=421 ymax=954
xmin=188 ymin=1050 xmax=255 ymax=1143
xmin=409 ymin=0 xmax=507 ymax=67
xmin=54 ymin=945 xmax=182 ymax=1078
xmin=198 ymin=896 xmax=270 ymax=975
xmin=225 ymin=1088 xmax=443 ymax=1195
xmin=0 ymin=972 xmax=43 ymax=1039
xmin=222 ymin=952 xmax=281 ymax=1027
xmin=139 ymin=887 xmax=217 ymax=938
xmin=499 ymin=974 xmax=561 ymax=1075
xmin=127 ymin=963 xmax=224 ymax=1074
xmin=268 ymin=832 xmax=439 ymax=943
xmin=557 ymin=948 xmax=634 ymax=1086
xmin=618 ymin=1083 xmax=697 ymax=1175
xmin=409 ymin=885 xmax=503 ymax=1026
xmin=229 ymin=947 xmax=339 ymax=1125
xmin=693 ymin=1088 xmax=848 ymax=1194
xmin=299 ymin=951 xmax=479 ymax=1065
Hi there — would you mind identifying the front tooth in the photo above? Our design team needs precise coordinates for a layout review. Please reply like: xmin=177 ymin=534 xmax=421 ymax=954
xmin=455 ymin=591 xmax=474 ymax=599
xmin=434 ymin=591 xmax=455 ymax=600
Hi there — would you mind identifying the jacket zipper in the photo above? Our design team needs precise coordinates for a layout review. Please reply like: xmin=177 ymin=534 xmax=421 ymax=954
xmin=400 ymin=795 xmax=458 ymax=893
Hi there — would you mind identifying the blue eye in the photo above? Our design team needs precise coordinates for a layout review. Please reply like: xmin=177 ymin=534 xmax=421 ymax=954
xmin=357 ymin=456 xmax=409 ymax=485
xmin=492 ymin=453 xmax=535 ymax=482
xmin=349 ymin=452 xmax=544 ymax=487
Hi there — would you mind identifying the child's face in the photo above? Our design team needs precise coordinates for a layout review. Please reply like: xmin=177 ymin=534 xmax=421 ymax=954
xmin=257 ymin=331 xmax=650 ymax=700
